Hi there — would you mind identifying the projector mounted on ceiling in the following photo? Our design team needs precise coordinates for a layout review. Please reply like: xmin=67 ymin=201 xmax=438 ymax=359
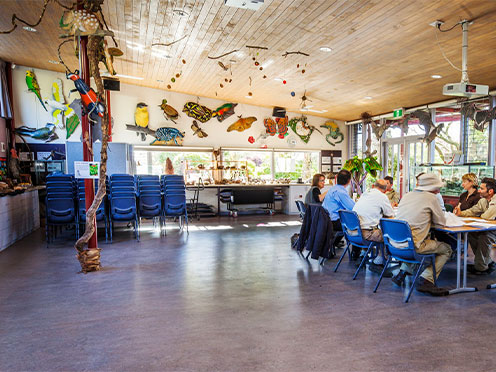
xmin=224 ymin=0 xmax=264 ymax=11
xmin=440 ymin=20 xmax=489 ymax=98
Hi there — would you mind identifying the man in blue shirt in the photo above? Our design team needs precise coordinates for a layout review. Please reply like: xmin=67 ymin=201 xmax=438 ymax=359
xmin=322 ymin=169 xmax=355 ymax=253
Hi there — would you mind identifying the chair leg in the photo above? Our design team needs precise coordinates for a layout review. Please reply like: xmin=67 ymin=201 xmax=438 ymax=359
xmin=305 ymin=249 xmax=312 ymax=260
xmin=110 ymin=221 xmax=113 ymax=243
xmin=334 ymin=244 xmax=350 ymax=272
xmin=353 ymin=244 xmax=374 ymax=280
xmin=373 ymin=256 xmax=392 ymax=293
xmin=405 ymin=258 xmax=425 ymax=303
xmin=135 ymin=217 xmax=140 ymax=242
xmin=431 ymin=256 xmax=437 ymax=287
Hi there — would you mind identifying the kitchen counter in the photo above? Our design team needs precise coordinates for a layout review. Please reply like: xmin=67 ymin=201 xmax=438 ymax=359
xmin=0 ymin=187 xmax=40 ymax=251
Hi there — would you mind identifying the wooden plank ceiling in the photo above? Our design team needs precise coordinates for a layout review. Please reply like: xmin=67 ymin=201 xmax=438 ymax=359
xmin=1 ymin=0 xmax=496 ymax=121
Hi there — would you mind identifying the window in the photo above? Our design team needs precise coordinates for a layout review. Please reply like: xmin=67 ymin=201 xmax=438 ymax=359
xmin=350 ymin=124 xmax=362 ymax=157
xmin=466 ymin=120 xmax=489 ymax=163
xmin=433 ymin=108 xmax=461 ymax=164
xmin=133 ymin=150 xmax=212 ymax=180
xmin=465 ymin=100 xmax=491 ymax=163
xmin=274 ymin=151 xmax=319 ymax=181
xmin=222 ymin=150 xmax=273 ymax=181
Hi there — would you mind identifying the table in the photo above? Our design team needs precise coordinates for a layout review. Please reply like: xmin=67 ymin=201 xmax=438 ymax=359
xmin=434 ymin=218 xmax=496 ymax=295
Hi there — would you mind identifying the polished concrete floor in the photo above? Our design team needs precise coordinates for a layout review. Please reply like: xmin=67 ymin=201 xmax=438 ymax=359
xmin=1 ymin=215 xmax=496 ymax=371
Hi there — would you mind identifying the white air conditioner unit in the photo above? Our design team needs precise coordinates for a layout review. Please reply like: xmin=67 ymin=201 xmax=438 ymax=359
xmin=224 ymin=0 xmax=264 ymax=11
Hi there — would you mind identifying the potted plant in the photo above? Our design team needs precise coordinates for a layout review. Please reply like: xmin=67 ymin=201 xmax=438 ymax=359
xmin=342 ymin=155 xmax=383 ymax=195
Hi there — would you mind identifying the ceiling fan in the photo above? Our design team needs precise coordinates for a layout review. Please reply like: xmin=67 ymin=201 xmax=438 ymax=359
xmin=300 ymin=90 xmax=313 ymax=110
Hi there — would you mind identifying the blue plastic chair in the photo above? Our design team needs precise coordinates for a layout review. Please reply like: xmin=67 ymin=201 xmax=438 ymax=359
xmin=163 ymin=191 xmax=188 ymax=234
xmin=374 ymin=218 xmax=438 ymax=303
xmin=109 ymin=194 xmax=139 ymax=242
xmin=77 ymin=195 xmax=108 ymax=242
xmin=46 ymin=196 xmax=78 ymax=243
xmin=295 ymin=200 xmax=306 ymax=220
xmin=138 ymin=192 xmax=164 ymax=234
xmin=334 ymin=210 xmax=382 ymax=280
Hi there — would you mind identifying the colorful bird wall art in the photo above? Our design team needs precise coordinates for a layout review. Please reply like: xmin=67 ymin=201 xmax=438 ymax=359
xmin=66 ymin=70 xmax=105 ymax=119
xmin=44 ymin=78 xmax=78 ymax=130
xmin=227 ymin=116 xmax=257 ymax=132
xmin=134 ymin=102 xmax=149 ymax=141
xmin=182 ymin=102 xmax=214 ymax=123
xmin=214 ymin=103 xmax=237 ymax=122
xmin=16 ymin=123 xmax=58 ymax=142
xmin=25 ymin=70 xmax=47 ymax=111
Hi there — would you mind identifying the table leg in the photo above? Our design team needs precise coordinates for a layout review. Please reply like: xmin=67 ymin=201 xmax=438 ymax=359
xmin=449 ymin=231 xmax=478 ymax=294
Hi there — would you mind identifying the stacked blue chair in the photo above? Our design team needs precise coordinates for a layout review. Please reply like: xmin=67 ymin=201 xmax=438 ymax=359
xmin=45 ymin=174 xmax=77 ymax=244
xmin=136 ymin=175 xmax=163 ymax=235
xmin=77 ymin=179 xmax=108 ymax=242
xmin=162 ymin=175 xmax=188 ymax=234
xmin=108 ymin=174 xmax=139 ymax=242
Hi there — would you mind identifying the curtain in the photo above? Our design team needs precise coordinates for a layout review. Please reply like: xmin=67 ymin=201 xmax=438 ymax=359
xmin=0 ymin=59 xmax=12 ymax=119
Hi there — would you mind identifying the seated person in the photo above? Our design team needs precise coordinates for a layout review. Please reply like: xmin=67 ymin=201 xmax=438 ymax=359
xmin=384 ymin=176 xmax=400 ymax=207
xmin=416 ymin=172 xmax=445 ymax=211
xmin=322 ymin=169 xmax=355 ymax=246
xmin=454 ymin=177 xmax=496 ymax=275
xmin=352 ymin=179 xmax=394 ymax=274
xmin=304 ymin=173 xmax=328 ymax=205
xmin=457 ymin=173 xmax=480 ymax=211
xmin=394 ymin=173 xmax=451 ymax=296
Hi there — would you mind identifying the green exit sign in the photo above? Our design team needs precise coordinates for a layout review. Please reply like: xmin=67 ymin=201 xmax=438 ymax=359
xmin=393 ymin=108 xmax=404 ymax=118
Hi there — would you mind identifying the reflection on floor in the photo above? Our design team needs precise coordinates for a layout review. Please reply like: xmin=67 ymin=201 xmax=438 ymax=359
xmin=1 ymin=215 xmax=496 ymax=371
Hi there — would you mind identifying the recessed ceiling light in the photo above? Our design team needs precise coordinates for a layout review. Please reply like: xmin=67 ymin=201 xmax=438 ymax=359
xmin=48 ymin=60 xmax=60 ymax=64
xmin=274 ymin=77 xmax=283 ymax=82
xmin=23 ymin=26 xmax=37 ymax=32
xmin=319 ymin=46 xmax=332 ymax=52
xmin=431 ymin=74 xmax=442 ymax=79
xmin=245 ymin=95 xmax=253 ymax=99
xmin=364 ymin=96 xmax=373 ymax=100
xmin=173 ymin=9 xmax=188 ymax=16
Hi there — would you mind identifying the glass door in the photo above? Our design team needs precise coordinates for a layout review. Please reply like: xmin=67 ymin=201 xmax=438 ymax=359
xmin=382 ymin=135 xmax=427 ymax=196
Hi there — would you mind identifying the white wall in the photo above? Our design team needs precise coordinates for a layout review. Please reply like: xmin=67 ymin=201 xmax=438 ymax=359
xmin=12 ymin=65 xmax=347 ymax=153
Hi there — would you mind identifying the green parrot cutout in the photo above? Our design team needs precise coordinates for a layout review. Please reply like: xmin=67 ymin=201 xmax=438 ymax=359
xmin=25 ymin=70 xmax=47 ymax=111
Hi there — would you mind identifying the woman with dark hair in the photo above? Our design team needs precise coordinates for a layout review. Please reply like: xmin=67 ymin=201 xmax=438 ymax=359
xmin=304 ymin=173 xmax=328 ymax=204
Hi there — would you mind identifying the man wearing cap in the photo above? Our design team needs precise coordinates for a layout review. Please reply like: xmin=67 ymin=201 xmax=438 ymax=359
xmin=393 ymin=173 xmax=451 ymax=295
xmin=454 ymin=177 xmax=496 ymax=275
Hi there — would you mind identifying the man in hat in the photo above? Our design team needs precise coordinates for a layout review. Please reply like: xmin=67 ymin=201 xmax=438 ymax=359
xmin=393 ymin=173 xmax=451 ymax=295
xmin=454 ymin=177 xmax=496 ymax=275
